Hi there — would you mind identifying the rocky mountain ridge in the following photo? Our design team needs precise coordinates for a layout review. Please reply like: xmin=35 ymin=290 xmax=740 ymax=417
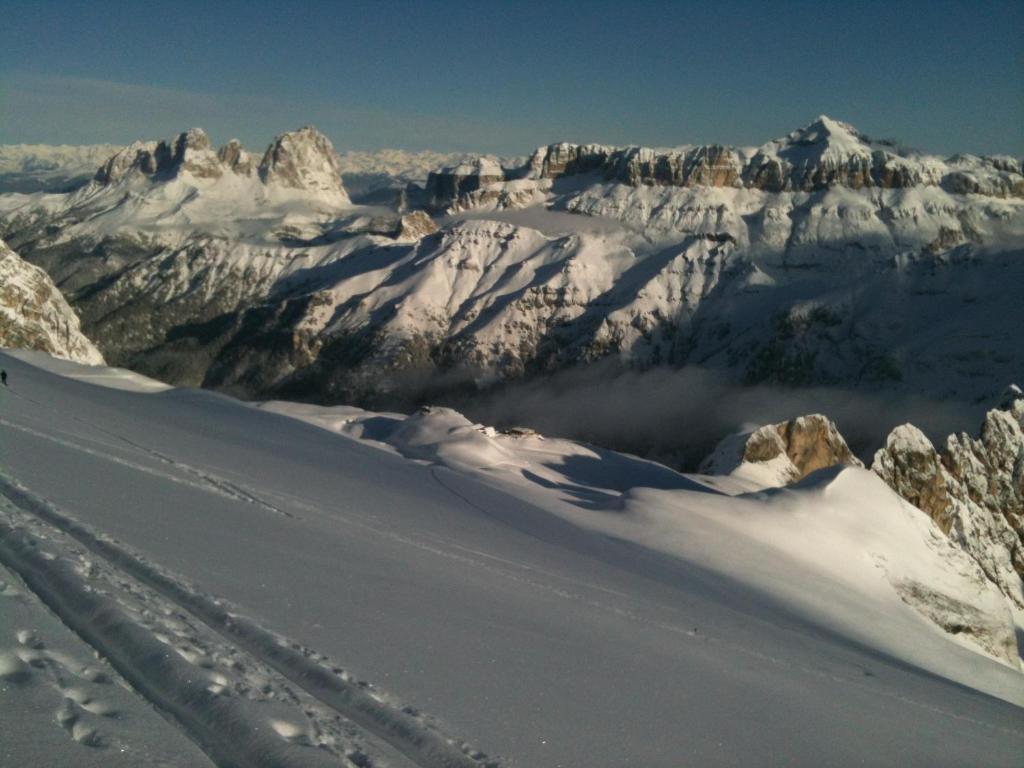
xmin=427 ymin=116 xmax=1023 ymax=210
xmin=0 ymin=237 xmax=104 ymax=365
xmin=92 ymin=126 xmax=350 ymax=204
xmin=702 ymin=400 xmax=1024 ymax=663
xmin=0 ymin=117 xmax=1020 ymax=411
xmin=873 ymin=393 xmax=1024 ymax=609
xmin=708 ymin=398 xmax=1024 ymax=611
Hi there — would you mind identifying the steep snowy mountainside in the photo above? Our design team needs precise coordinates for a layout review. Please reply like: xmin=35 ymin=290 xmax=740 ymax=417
xmin=0 ymin=238 xmax=104 ymax=365
xmin=1 ymin=350 xmax=1022 ymax=767
xmin=699 ymin=399 xmax=1024 ymax=660
xmin=0 ymin=143 xmax=121 ymax=193
xmin=874 ymin=397 xmax=1024 ymax=609
xmin=0 ymin=116 xmax=1020 ymax=409
xmin=258 ymin=127 xmax=350 ymax=205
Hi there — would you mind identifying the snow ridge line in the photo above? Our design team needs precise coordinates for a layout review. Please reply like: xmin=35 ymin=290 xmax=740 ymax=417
xmin=0 ymin=471 xmax=499 ymax=768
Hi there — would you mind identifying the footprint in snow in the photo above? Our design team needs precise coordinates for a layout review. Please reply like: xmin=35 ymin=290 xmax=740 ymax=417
xmin=56 ymin=698 xmax=107 ymax=747
xmin=0 ymin=651 xmax=33 ymax=684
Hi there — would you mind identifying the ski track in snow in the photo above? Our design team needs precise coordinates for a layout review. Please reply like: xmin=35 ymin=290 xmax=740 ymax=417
xmin=0 ymin=471 xmax=500 ymax=768
xmin=0 ymin=400 xmax=292 ymax=519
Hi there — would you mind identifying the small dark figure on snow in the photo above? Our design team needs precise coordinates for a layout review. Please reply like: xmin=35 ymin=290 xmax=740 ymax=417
xmin=0 ymin=370 xmax=6 ymax=386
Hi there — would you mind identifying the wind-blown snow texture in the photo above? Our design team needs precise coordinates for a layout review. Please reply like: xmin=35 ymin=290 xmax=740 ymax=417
xmin=0 ymin=116 xmax=1020 ymax=409
xmin=0 ymin=351 xmax=1021 ymax=767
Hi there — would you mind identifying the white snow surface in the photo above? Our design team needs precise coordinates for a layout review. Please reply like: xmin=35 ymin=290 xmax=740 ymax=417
xmin=0 ymin=352 xmax=1020 ymax=767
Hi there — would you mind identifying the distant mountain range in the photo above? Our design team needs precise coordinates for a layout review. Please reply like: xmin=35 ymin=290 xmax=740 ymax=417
xmin=1 ymin=121 xmax=1021 ymax=644
xmin=0 ymin=143 xmax=121 ymax=193
xmin=0 ymin=116 xmax=1020 ymax=413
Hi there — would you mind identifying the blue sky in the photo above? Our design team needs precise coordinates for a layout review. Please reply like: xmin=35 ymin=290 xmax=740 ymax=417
xmin=1 ymin=0 xmax=1021 ymax=155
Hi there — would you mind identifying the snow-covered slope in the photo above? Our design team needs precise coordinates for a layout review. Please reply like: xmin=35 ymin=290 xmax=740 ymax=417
xmin=873 ymin=398 xmax=1024 ymax=609
xmin=0 ymin=351 xmax=1021 ymax=767
xmin=0 ymin=143 xmax=121 ymax=193
xmin=0 ymin=117 xmax=1020 ymax=407
xmin=0 ymin=238 xmax=104 ymax=365
xmin=700 ymin=403 xmax=1024 ymax=650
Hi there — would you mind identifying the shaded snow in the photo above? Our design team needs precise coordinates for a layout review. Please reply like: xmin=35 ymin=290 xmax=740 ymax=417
xmin=0 ymin=352 xmax=1022 ymax=768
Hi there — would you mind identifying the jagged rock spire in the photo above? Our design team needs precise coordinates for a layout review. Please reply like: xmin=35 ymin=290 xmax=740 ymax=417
xmin=258 ymin=126 xmax=350 ymax=204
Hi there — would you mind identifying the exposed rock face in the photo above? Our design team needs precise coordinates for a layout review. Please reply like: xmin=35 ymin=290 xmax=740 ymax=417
xmin=425 ymin=157 xmax=505 ymax=209
xmin=872 ymin=400 xmax=1024 ymax=607
xmin=394 ymin=211 xmax=438 ymax=240
xmin=613 ymin=145 xmax=743 ymax=188
xmin=426 ymin=115 xmax=1024 ymax=211
xmin=93 ymin=140 xmax=159 ymax=185
xmin=701 ymin=414 xmax=863 ymax=484
xmin=890 ymin=578 xmax=1018 ymax=665
xmin=871 ymin=425 xmax=953 ymax=532
xmin=776 ymin=414 xmax=863 ymax=478
xmin=258 ymin=126 xmax=350 ymax=203
xmin=527 ymin=142 xmax=614 ymax=179
xmin=94 ymin=129 xmax=222 ymax=184
xmin=217 ymin=139 xmax=257 ymax=176
xmin=0 ymin=237 xmax=104 ymax=365
xmin=93 ymin=127 xmax=349 ymax=204
xmin=701 ymin=410 xmax=1021 ymax=660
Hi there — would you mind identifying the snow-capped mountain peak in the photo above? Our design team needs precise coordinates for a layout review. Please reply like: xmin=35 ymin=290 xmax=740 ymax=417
xmin=1 ymin=117 xmax=1021 ymax=414
xmin=258 ymin=125 xmax=350 ymax=204
xmin=784 ymin=114 xmax=872 ymax=149
xmin=89 ymin=126 xmax=351 ymax=207
xmin=93 ymin=128 xmax=222 ymax=185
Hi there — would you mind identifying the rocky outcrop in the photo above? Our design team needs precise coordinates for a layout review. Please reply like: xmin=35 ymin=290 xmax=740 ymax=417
xmin=217 ymin=139 xmax=257 ymax=176
xmin=873 ymin=399 xmax=1024 ymax=607
xmin=425 ymin=157 xmax=505 ymax=209
xmin=871 ymin=425 xmax=954 ymax=532
xmin=0 ymin=238 xmax=104 ymax=365
xmin=393 ymin=211 xmax=438 ymax=240
xmin=526 ymin=142 xmax=615 ymax=180
xmin=258 ymin=126 xmax=350 ymax=203
xmin=94 ymin=129 xmax=222 ymax=184
xmin=701 ymin=414 xmax=863 ymax=484
xmin=93 ymin=140 xmax=160 ymax=185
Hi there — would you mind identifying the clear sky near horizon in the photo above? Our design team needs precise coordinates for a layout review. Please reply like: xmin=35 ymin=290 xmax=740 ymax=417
xmin=0 ymin=0 xmax=1021 ymax=156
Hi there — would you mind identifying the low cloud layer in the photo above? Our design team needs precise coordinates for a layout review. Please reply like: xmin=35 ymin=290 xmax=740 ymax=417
xmin=428 ymin=361 xmax=988 ymax=470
